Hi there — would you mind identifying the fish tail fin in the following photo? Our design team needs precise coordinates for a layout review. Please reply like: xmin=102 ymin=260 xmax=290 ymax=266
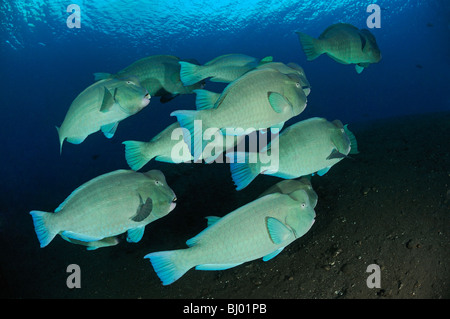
xmin=170 ymin=110 xmax=204 ymax=161
xmin=229 ymin=153 xmax=261 ymax=190
xmin=179 ymin=61 xmax=205 ymax=86
xmin=29 ymin=210 xmax=58 ymax=248
xmin=93 ymin=72 xmax=112 ymax=81
xmin=55 ymin=126 xmax=63 ymax=155
xmin=296 ymin=32 xmax=323 ymax=61
xmin=122 ymin=140 xmax=153 ymax=171
xmin=344 ymin=125 xmax=359 ymax=154
xmin=144 ymin=250 xmax=191 ymax=286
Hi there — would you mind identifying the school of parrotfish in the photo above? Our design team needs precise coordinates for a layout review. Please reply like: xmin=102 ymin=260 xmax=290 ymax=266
xmin=30 ymin=23 xmax=380 ymax=286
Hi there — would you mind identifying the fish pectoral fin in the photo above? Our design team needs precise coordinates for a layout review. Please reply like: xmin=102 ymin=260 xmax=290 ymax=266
xmin=266 ymin=217 xmax=293 ymax=245
xmin=268 ymin=92 xmax=291 ymax=113
xmin=127 ymin=225 xmax=145 ymax=243
xmin=101 ymin=122 xmax=119 ymax=139
xmin=130 ymin=196 xmax=153 ymax=222
xmin=60 ymin=231 xmax=103 ymax=242
xmin=195 ymin=263 xmax=243 ymax=271
xmin=355 ymin=64 xmax=365 ymax=74
xmin=326 ymin=148 xmax=347 ymax=160
xmin=262 ymin=247 xmax=285 ymax=262
xmin=100 ymin=87 xmax=115 ymax=113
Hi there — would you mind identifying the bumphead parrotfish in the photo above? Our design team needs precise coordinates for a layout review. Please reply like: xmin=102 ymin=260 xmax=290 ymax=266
xmin=179 ymin=53 xmax=273 ymax=85
xmin=57 ymin=77 xmax=150 ymax=153
xmin=230 ymin=117 xmax=359 ymax=190
xmin=145 ymin=178 xmax=316 ymax=285
xmin=296 ymin=23 xmax=381 ymax=73
xmin=30 ymin=170 xmax=176 ymax=250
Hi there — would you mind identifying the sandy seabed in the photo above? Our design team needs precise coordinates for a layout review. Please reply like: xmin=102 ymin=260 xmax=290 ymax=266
xmin=1 ymin=112 xmax=449 ymax=299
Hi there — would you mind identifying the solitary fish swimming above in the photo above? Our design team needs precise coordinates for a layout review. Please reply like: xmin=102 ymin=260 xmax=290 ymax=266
xmin=296 ymin=23 xmax=381 ymax=73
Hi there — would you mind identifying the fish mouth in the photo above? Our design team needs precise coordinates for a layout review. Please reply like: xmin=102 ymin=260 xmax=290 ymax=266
xmin=169 ymin=196 xmax=177 ymax=212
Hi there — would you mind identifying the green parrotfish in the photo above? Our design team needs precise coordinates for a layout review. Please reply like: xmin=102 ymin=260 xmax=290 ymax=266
xmin=172 ymin=68 xmax=308 ymax=161
xmin=230 ymin=117 xmax=359 ymax=190
xmin=145 ymin=178 xmax=316 ymax=285
xmin=30 ymin=170 xmax=177 ymax=250
xmin=179 ymin=53 xmax=273 ymax=86
xmin=296 ymin=23 xmax=381 ymax=73
xmin=57 ymin=77 xmax=150 ymax=153
xmin=94 ymin=55 xmax=204 ymax=103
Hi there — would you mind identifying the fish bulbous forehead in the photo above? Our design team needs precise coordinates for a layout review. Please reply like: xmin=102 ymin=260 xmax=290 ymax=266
xmin=143 ymin=170 xmax=167 ymax=183
xmin=118 ymin=75 xmax=142 ymax=85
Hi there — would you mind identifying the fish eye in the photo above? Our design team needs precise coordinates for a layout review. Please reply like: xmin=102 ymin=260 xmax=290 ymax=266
xmin=301 ymin=203 xmax=307 ymax=208
xmin=295 ymin=82 xmax=301 ymax=88
xmin=154 ymin=180 xmax=162 ymax=186
xmin=127 ymin=80 xmax=135 ymax=85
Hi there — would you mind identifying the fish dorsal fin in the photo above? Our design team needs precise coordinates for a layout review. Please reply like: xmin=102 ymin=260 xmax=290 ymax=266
xmin=266 ymin=217 xmax=293 ymax=245
xmin=100 ymin=87 xmax=115 ymax=113
xmin=55 ymin=170 xmax=130 ymax=213
xmin=186 ymin=232 xmax=202 ymax=247
xmin=268 ymin=92 xmax=291 ymax=113
xmin=320 ymin=23 xmax=359 ymax=39
xmin=127 ymin=225 xmax=145 ymax=243
xmin=206 ymin=216 xmax=221 ymax=227
xmin=130 ymin=195 xmax=153 ymax=222
xmin=185 ymin=216 xmax=221 ymax=247
xmin=194 ymin=89 xmax=221 ymax=110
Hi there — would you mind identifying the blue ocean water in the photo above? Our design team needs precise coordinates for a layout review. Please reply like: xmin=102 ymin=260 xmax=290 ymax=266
xmin=0 ymin=0 xmax=449 ymax=299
